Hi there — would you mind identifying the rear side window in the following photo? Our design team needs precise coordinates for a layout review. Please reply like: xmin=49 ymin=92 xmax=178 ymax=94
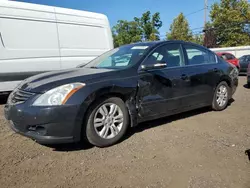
xmin=183 ymin=44 xmax=216 ymax=65
xmin=225 ymin=53 xmax=235 ymax=60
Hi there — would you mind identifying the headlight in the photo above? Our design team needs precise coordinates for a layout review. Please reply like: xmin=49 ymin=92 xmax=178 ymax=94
xmin=32 ymin=83 xmax=85 ymax=106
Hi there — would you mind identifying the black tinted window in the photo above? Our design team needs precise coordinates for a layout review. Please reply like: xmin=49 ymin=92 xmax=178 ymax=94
xmin=184 ymin=44 xmax=216 ymax=65
xmin=225 ymin=54 xmax=235 ymax=60
xmin=143 ymin=44 xmax=184 ymax=68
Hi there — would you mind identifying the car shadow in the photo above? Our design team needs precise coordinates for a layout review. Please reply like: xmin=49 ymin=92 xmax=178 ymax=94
xmin=121 ymin=98 xmax=235 ymax=144
xmin=0 ymin=94 xmax=9 ymax=105
xmin=243 ymin=84 xmax=250 ymax=89
xmin=245 ymin=149 xmax=250 ymax=161
xmin=41 ymin=99 xmax=235 ymax=152
xmin=123 ymin=107 xmax=210 ymax=140
xmin=238 ymin=73 xmax=247 ymax=76
xmin=43 ymin=140 xmax=94 ymax=152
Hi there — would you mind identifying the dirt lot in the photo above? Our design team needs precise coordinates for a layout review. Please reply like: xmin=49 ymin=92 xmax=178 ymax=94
xmin=0 ymin=77 xmax=249 ymax=188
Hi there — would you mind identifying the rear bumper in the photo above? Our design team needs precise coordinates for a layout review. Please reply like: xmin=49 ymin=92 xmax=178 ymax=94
xmin=231 ymin=77 xmax=238 ymax=96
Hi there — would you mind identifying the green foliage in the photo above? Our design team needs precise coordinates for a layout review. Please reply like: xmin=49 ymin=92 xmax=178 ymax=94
xmin=210 ymin=0 xmax=250 ymax=47
xmin=112 ymin=0 xmax=250 ymax=48
xmin=112 ymin=20 xmax=142 ymax=47
xmin=166 ymin=13 xmax=193 ymax=42
xmin=140 ymin=11 xmax=162 ymax=41
xmin=112 ymin=11 xmax=162 ymax=47
xmin=192 ymin=34 xmax=204 ymax=45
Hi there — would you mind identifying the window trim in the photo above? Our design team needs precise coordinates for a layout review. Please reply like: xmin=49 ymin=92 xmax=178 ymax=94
xmin=138 ymin=42 xmax=185 ymax=72
xmin=181 ymin=43 xmax=218 ymax=67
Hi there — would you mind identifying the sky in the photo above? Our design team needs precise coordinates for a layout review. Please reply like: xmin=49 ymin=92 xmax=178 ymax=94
xmin=14 ymin=0 xmax=219 ymax=38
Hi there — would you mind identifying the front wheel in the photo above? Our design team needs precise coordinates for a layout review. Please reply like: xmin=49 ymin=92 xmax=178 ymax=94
xmin=84 ymin=97 xmax=129 ymax=147
xmin=212 ymin=81 xmax=230 ymax=111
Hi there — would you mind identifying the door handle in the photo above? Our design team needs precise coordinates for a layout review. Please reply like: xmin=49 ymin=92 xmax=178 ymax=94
xmin=181 ymin=74 xmax=189 ymax=80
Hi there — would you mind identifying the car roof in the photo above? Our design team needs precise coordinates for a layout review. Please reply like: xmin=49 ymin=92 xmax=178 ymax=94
xmin=121 ymin=40 xmax=204 ymax=49
xmin=216 ymin=52 xmax=233 ymax=55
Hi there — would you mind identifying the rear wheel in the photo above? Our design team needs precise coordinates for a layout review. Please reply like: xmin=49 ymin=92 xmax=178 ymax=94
xmin=84 ymin=97 xmax=129 ymax=147
xmin=212 ymin=81 xmax=230 ymax=111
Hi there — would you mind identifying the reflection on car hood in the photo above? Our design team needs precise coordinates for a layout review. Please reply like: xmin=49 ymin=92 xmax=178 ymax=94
xmin=18 ymin=68 xmax=114 ymax=93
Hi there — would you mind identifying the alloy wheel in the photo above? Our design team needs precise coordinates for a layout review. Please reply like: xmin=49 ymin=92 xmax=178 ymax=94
xmin=216 ymin=85 xmax=228 ymax=107
xmin=93 ymin=103 xmax=124 ymax=139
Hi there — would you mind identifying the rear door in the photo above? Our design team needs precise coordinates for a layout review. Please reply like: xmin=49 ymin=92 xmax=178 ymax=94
xmin=137 ymin=43 xmax=185 ymax=120
xmin=180 ymin=44 xmax=220 ymax=108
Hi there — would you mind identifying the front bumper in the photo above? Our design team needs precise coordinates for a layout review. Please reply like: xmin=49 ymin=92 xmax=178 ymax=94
xmin=4 ymin=102 xmax=83 ymax=144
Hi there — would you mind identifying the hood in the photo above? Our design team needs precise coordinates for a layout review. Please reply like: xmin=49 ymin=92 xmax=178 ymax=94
xmin=18 ymin=68 xmax=114 ymax=93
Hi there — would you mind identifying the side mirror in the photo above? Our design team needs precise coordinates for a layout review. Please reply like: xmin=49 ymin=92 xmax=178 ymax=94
xmin=141 ymin=61 xmax=167 ymax=71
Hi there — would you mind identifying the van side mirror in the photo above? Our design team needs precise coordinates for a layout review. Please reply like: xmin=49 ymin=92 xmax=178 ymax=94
xmin=141 ymin=61 xmax=167 ymax=71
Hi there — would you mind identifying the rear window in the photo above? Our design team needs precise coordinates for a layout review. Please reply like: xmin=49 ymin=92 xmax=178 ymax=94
xmin=219 ymin=53 xmax=235 ymax=60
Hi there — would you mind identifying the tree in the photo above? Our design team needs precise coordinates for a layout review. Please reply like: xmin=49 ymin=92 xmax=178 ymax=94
xmin=112 ymin=20 xmax=142 ymax=48
xmin=166 ymin=13 xmax=193 ymax=41
xmin=210 ymin=0 xmax=250 ymax=47
xmin=192 ymin=34 xmax=204 ymax=45
xmin=112 ymin=11 xmax=162 ymax=47
xmin=140 ymin=11 xmax=162 ymax=41
xmin=203 ymin=22 xmax=217 ymax=48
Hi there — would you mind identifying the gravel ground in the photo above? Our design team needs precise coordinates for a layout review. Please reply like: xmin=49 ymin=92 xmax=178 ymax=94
xmin=0 ymin=77 xmax=249 ymax=188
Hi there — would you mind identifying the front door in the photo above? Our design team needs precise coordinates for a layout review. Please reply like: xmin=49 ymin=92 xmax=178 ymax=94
xmin=137 ymin=43 xmax=185 ymax=121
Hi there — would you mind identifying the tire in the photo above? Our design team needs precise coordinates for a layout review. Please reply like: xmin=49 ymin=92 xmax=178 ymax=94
xmin=212 ymin=81 xmax=230 ymax=111
xmin=83 ymin=97 xmax=129 ymax=147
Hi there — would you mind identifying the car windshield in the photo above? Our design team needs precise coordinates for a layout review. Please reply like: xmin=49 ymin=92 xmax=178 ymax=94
xmin=79 ymin=44 xmax=150 ymax=69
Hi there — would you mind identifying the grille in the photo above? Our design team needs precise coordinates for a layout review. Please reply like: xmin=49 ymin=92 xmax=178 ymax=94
xmin=9 ymin=89 xmax=35 ymax=104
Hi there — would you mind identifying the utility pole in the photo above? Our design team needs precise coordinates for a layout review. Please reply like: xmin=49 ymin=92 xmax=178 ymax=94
xmin=203 ymin=0 xmax=208 ymax=46
xmin=204 ymin=0 xmax=208 ymax=27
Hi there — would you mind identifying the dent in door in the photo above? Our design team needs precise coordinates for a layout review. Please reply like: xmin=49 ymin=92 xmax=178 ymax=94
xmin=137 ymin=70 xmax=179 ymax=118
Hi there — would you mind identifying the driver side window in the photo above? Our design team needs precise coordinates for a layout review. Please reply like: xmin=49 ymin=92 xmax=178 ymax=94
xmin=142 ymin=43 xmax=184 ymax=68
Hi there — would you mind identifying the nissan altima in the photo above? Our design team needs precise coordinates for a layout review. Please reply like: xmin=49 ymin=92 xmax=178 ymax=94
xmin=4 ymin=41 xmax=238 ymax=147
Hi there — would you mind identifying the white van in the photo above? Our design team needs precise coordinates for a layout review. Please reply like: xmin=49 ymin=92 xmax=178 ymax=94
xmin=0 ymin=0 xmax=113 ymax=93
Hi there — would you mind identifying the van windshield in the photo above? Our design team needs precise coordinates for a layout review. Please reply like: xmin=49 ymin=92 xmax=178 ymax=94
xmin=79 ymin=45 xmax=150 ymax=69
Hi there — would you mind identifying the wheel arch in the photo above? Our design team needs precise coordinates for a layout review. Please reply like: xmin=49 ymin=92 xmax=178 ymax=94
xmin=216 ymin=75 xmax=233 ymax=99
xmin=79 ymin=85 xmax=138 ymax=136
xmin=218 ymin=75 xmax=232 ymax=88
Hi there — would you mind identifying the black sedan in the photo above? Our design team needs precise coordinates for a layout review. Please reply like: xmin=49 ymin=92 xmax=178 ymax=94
xmin=239 ymin=55 xmax=250 ymax=74
xmin=4 ymin=41 xmax=239 ymax=147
